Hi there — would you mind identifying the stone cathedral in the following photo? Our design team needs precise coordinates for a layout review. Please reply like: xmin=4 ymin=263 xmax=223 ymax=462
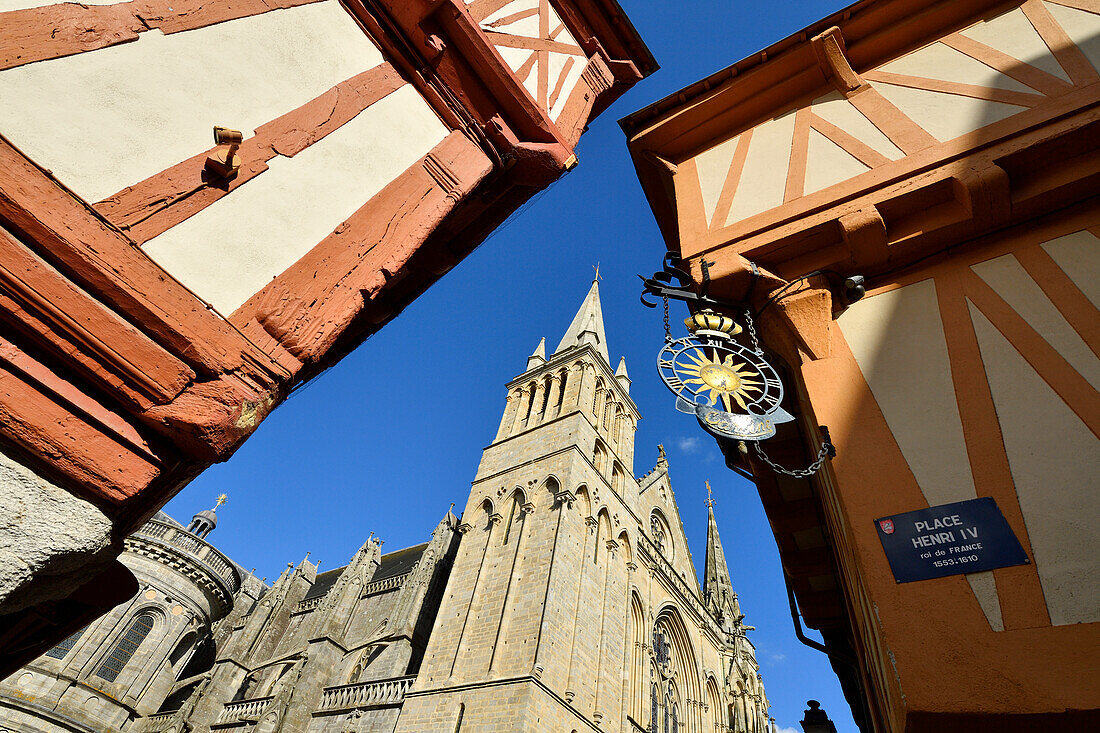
xmin=0 ymin=280 xmax=774 ymax=733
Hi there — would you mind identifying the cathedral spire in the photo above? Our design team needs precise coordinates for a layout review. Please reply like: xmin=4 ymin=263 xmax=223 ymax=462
xmin=554 ymin=278 xmax=609 ymax=364
xmin=703 ymin=483 xmax=739 ymax=623
xmin=526 ymin=337 xmax=547 ymax=370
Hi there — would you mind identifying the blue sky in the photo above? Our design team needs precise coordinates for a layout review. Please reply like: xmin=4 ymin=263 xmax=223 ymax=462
xmin=166 ymin=1 xmax=858 ymax=729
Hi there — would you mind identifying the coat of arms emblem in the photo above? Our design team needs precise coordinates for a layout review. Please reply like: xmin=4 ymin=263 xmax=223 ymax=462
xmin=879 ymin=519 xmax=895 ymax=535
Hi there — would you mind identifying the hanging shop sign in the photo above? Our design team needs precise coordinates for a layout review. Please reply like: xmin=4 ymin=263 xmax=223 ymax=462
xmin=875 ymin=497 xmax=1029 ymax=583
xmin=656 ymin=310 xmax=795 ymax=442
xmin=639 ymin=255 xmax=834 ymax=477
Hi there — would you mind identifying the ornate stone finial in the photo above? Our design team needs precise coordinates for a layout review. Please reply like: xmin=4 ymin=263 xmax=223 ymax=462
xmin=214 ymin=493 xmax=227 ymax=510
xmin=657 ymin=444 xmax=667 ymax=466
xmin=705 ymin=480 xmax=714 ymax=508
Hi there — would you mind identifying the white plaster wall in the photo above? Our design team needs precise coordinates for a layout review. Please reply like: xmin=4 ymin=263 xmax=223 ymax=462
xmin=725 ymin=110 xmax=796 ymax=226
xmin=0 ymin=0 xmax=384 ymax=202
xmin=971 ymin=253 xmax=1100 ymax=390
xmin=810 ymin=91 xmax=903 ymax=160
xmin=877 ymin=42 xmax=1035 ymax=93
xmin=804 ymin=128 xmax=868 ymax=195
xmin=1041 ymin=230 xmax=1100 ymax=308
xmin=693 ymin=135 xmax=740 ymax=226
xmin=868 ymin=81 xmax=1025 ymax=143
xmin=484 ymin=0 xmax=586 ymax=121
xmin=969 ymin=305 xmax=1100 ymax=625
xmin=142 ymin=86 xmax=448 ymax=315
xmin=1044 ymin=1 xmax=1100 ymax=74
xmin=838 ymin=280 xmax=1003 ymax=629
xmin=959 ymin=7 xmax=1070 ymax=83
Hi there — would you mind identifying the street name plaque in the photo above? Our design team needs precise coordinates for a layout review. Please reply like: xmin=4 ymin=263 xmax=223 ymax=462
xmin=874 ymin=497 xmax=1029 ymax=583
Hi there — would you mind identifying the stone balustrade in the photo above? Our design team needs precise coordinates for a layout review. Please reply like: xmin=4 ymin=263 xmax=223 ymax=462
xmin=142 ymin=711 xmax=177 ymax=732
xmin=131 ymin=519 xmax=241 ymax=597
xmin=318 ymin=675 xmax=415 ymax=712
xmin=215 ymin=695 xmax=273 ymax=724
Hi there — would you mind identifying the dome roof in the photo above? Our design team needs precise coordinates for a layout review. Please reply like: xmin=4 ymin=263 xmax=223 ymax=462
xmin=192 ymin=509 xmax=218 ymax=527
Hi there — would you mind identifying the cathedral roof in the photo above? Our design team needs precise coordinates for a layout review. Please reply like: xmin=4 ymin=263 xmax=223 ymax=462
xmin=302 ymin=568 xmax=343 ymax=601
xmin=554 ymin=278 xmax=609 ymax=364
xmin=300 ymin=542 xmax=430 ymax=601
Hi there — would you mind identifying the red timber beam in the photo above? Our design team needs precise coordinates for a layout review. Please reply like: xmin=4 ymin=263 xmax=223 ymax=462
xmin=0 ymin=0 xmax=654 ymax=674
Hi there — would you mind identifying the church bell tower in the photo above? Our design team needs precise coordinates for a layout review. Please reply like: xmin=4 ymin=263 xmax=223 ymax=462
xmin=395 ymin=276 xmax=642 ymax=731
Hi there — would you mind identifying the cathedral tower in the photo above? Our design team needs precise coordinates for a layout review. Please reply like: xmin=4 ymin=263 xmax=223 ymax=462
xmin=396 ymin=278 xmax=772 ymax=733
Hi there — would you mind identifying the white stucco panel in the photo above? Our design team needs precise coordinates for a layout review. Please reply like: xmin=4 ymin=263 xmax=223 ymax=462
xmin=804 ymin=128 xmax=869 ymax=196
xmin=142 ymin=86 xmax=448 ymax=316
xmin=0 ymin=1 xmax=384 ymax=202
xmin=971 ymin=253 xmax=1100 ymax=391
xmin=693 ymin=135 xmax=740 ymax=226
xmin=868 ymin=81 xmax=1025 ymax=143
xmin=1041 ymin=230 xmax=1100 ymax=308
xmin=969 ymin=304 xmax=1100 ymax=626
xmin=877 ymin=41 xmax=1036 ymax=94
xmin=1044 ymin=1 xmax=1100 ymax=75
xmin=840 ymin=282 xmax=1005 ymax=630
xmin=959 ymin=7 xmax=1071 ymax=83
xmin=810 ymin=91 xmax=904 ymax=161
xmin=725 ymin=110 xmax=796 ymax=226
xmin=838 ymin=280 xmax=977 ymax=506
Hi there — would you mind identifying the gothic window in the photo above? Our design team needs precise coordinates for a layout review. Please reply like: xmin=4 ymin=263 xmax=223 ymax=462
xmin=592 ymin=381 xmax=603 ymax=416
xmin=539 ymin=376 xmax=552 ymax=415
xmin=523 ymin=384 xmax=536 ymax=425
xmin=650 ymin=514 xmax=666 ymax=555
xmin=670 ymin=700 xmax=679 ymax=732
xmin=95 ymin=613 xmax=154 ymax=682
xmin=44 ymin=626 xmax=85 ymax=660
xmin=652 ymin=628 xmax=670 ymax=666
xmin=502 ymin=494 xmax=519 ymax=545
xmin=555 ymin=370 xmax=567 ymax=412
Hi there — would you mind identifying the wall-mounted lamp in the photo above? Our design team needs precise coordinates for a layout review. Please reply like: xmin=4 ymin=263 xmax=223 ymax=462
xmin=842 ymin=275 xmax=866 ymax=305
xmin=205 ymin=126 xmax=243 ymax=179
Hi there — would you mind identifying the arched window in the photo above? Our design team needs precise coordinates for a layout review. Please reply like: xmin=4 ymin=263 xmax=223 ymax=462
xmin=95 ymin=613 xmax=154 ymax=682
xmin=592 ymin=380 xmax=604 ymax=417
xmin=523 ymin=384 xmax=536 ymax=425
xmin=502 ymin=491 xmax=522 ymax=545
xmin=555 ymin=370 xmax=567 ymax=413
xmin=539 ymin=376 xmax=552 ymax=415
xmin=45 ymin=626 xmax=85 ymax=660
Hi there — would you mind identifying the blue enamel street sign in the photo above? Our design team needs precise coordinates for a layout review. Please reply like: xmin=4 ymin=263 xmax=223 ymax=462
xmin=874 ymin=497 xmax=1029 ymax=583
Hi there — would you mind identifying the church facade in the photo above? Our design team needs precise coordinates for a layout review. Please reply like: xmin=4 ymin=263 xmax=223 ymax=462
xmin=0 ymin=282 xmax=774 ymax=733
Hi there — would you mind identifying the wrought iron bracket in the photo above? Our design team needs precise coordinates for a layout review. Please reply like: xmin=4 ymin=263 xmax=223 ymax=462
xmin=638 ymin=254 xmax=746 ymax=312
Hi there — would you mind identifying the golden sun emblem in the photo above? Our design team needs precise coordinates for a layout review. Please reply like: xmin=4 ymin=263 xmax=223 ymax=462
xmin=680 ymin=349 xmax=763 ymax=411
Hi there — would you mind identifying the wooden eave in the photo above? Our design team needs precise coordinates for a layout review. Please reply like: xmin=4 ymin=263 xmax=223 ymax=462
xmin=621 ymin=0 xmax=1023 ymax=248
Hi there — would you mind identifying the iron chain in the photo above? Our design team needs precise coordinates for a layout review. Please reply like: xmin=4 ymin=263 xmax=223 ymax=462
xmin=752 ymin=439 xmax=832 ymax=478
xmin=743 ymin=309 xmax=762 ymax=354
xmin=662 ymin=294 xmax=673 ymax=342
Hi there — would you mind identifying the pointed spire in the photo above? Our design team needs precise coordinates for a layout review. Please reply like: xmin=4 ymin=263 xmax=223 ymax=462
xmin=526 ymin=337 xmax=547 ymax=370
xmin=614 ymin=356 xmax=631 ymax=393
xmin=704 ymin=484 xmax=739 ymax=625
xmin=554 ymin=279 xmax=609 ymax=363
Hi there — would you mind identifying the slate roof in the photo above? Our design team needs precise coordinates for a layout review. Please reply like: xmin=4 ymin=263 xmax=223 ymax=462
xmin=301 ymin=542 xmax=429 ymax=601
